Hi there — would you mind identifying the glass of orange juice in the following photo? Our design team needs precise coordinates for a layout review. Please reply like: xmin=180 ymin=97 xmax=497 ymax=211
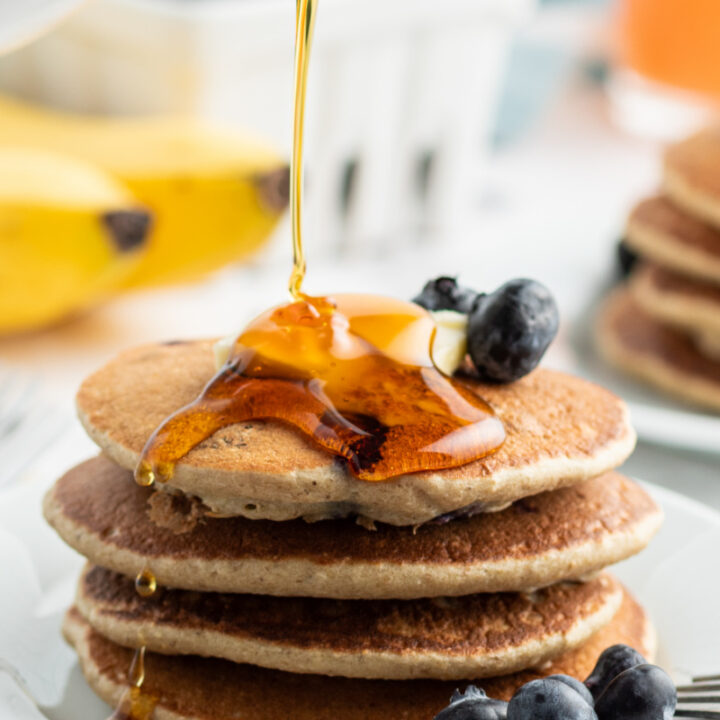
xmin=612 ymin=0 xmax=720 ymax=138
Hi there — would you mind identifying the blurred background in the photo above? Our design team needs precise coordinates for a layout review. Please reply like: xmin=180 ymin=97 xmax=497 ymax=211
xmin=0 ymin=0 xmax=717 ymax=505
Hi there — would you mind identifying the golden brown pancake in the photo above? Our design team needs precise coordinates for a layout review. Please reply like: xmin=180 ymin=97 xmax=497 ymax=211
xmin=630 ymin=262 xmax=720 ymax=338
xmin=75 ymin=564 xmax=623 ymax=681
xmin=63 ymin=590 xmax=655 ymax=719
xmin=625 ymin=195 xmax=720 ymax=284
xmin=44 ymin=457 xmax=662 ymax=598
xmin=75 ymin=341 xmax=636 ymax=526
xmin=597 ymin=287 xmax=720 ymax=411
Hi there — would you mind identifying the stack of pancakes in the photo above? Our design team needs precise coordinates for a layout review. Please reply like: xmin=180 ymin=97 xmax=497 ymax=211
xmin=44 ymin=340 xmax=663 ymax=719
xmin=598 ymin=127 xmax=720 ymax=411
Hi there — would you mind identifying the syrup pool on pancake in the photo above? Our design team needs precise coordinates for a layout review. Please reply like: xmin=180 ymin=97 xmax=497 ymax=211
xmin=134 ymin=292 xmax=506 ymax=485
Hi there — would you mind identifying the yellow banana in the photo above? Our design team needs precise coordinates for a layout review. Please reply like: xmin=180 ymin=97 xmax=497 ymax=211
xmin=0 ymin=93 xmax=288 ymax=287
xmin=0 ymin=148 xmax=151 ymax=333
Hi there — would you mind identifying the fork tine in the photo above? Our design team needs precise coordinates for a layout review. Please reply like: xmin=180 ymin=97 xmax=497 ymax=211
xmin=695 ymin=676 xmax=720 ymax=683
xmin=679 ymin=685 xmax=720 ymax=693
xmin=675 ymin=711 xmax=720 ymax=719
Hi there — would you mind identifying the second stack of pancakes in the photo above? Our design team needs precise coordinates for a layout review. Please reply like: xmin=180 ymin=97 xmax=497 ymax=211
xmin=45 ymin=340 xmax=663 ymax=719
xmin=598 ymin=126 xmax=720 ymax=411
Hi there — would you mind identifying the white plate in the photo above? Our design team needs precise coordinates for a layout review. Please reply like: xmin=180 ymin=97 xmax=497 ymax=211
xmin=0 ymin=476 xmax=718 ymax=718
xmin=567 ymin=294 xmax=720 ymax=457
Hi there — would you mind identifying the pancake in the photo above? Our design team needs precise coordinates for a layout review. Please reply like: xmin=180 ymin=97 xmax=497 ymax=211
xmin=630 ymin=262 xmax=720 ymax=339
xmin=44 ymin=457 xmax=662 ymax=599
xmin=697 ymin=329 xmax=720 ymax=361
xmin=597 ymin=287 xmax=720 ymax=411
xmin=75 ymin=340 xmax=636 ymax=526
xmin=63 ymin=590 xmax=655 ymax=719
xmin=665 ymin=127 xmax=720 ymax=246
xmin=74 ymin=564 xmax=623 ymax=681
xmin=625 ymin=196 xmax=720 ymax=284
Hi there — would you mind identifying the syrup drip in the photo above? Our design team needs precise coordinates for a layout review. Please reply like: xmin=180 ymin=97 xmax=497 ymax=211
xmin=107 ymin=570 xmax=157 ymax=720
xmin=135 ymin=568 xmax=157 ymax=598
xmin=135 ymin=294 xmax=505 ymax=485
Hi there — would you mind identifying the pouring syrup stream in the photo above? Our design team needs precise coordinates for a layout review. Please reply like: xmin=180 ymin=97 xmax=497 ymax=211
xmin=289 ymin=0 xmax=317 ymax=299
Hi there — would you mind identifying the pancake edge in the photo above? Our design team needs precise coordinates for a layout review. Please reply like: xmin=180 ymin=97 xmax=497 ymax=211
xmin=43 ymin=478 xmax=662 ymax=599
xmin=597 ymin=288 xmax=720 ymax=412
xmin=74 ymin=568 xmax=623 ymax=681
xmin=626 ymin=184 xmax=720 ymax=285
xmin=62 ymin=595 xmax=657 ymax=719
xmin=77 ymin=404 xmax=637 ymax=527
xmin=630 ymin=265 xmax=720 ymax=337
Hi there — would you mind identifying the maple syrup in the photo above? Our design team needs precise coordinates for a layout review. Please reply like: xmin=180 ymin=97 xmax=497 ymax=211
xmin=107 ymin=570 xmax=157 ymax=720
xmin=288 ymin=0 xmax=317 ymax=299
xmin=108 ymin=646 xmax=156 ymax=720
xmin=134 ymin=0 xmax=505 ymax=490
xmin=136 ymin=294 xmax=504 ymax=484
xmin=135 ymin=567 xmax=157 ymax=598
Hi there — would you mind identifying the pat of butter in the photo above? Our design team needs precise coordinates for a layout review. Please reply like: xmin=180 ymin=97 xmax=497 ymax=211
xmin=213 ymin=310 xmax=469 ymax=375
xmin=213 ymin=333 xmax=239 ymax=369
xmin=430 ymin=310 xmax=468 ymax=376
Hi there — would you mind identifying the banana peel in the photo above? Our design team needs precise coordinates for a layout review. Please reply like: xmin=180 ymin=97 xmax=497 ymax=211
xmin=0 ymin=93 xmax=288 ymax=289
xmin=0 ymin=148 xmax=151 ymax=333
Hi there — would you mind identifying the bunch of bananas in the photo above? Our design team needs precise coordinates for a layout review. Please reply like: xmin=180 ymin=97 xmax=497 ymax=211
xmin=0 ymin=94 xmax=288 ymax=333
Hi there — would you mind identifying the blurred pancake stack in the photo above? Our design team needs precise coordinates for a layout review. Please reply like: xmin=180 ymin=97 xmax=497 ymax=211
xmin=42 ymin=338 xmax=663 ymax=719
xmin=598 ymin=127 xmax=720 ymax=411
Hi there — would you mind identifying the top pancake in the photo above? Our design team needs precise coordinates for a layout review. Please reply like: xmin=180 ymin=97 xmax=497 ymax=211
xmin=76 ymin=340 xmax=635 ymax=526
xmin=625 ymin=195 xmax=720 ymax=284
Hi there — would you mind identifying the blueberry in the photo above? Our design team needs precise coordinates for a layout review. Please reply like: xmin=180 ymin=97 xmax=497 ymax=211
xmin=584 ymin=644 xmax=646 ymax=701
xmin=433 ymin=685 xmax=508 ymax=720
xmin=595 ymin=664 xmax=677 ymax=720
xmin=413 ymin=277 xmax=480 ymax=314
xmin=466 ymin=278 xmax=559 ymax=383
xmin=617 ymin=239 xmax=639 ymax=278
xmin=546 ymin=675 xmax=594 ymax=707
xmin=507 ymin=678 xmax=597 ymax=720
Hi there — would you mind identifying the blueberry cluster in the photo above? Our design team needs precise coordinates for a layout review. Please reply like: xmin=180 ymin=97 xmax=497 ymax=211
xmin=432 ymin=644 xmax=677 ymax=720
xmin=413 ymin=277 xmax=559 ymax=383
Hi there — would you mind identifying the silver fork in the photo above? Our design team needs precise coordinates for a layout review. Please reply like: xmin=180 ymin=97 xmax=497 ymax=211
xmin=0 ymin=369 xmax=68 ymax=489
xmin=676 ymin=675 xmax=720 ymax=718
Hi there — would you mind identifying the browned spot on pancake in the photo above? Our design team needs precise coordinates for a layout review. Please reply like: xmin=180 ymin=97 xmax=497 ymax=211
xmin=48 ymin=457 xmax=659 ymax=566
xmin=641 ymin=262 xmax=720 ymax=302
xmin=64 ymin=590 xmax=651 ymax=718
xmin=147 ymin=491 xmax=207 ymax=534
xmin=629 ymin=196 xmax=720 ymax=260
xmin=603 ymin=289 xmax=720 ymax=384
xmin=78 ymin=565 xmax=619 ymax=656
xmin=76 ymin=341 xmax=630 ymax=482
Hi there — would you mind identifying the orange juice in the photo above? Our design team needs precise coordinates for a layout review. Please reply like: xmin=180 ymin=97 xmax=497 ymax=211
xmin=619 ymin=0 xmax=720 ymax=99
